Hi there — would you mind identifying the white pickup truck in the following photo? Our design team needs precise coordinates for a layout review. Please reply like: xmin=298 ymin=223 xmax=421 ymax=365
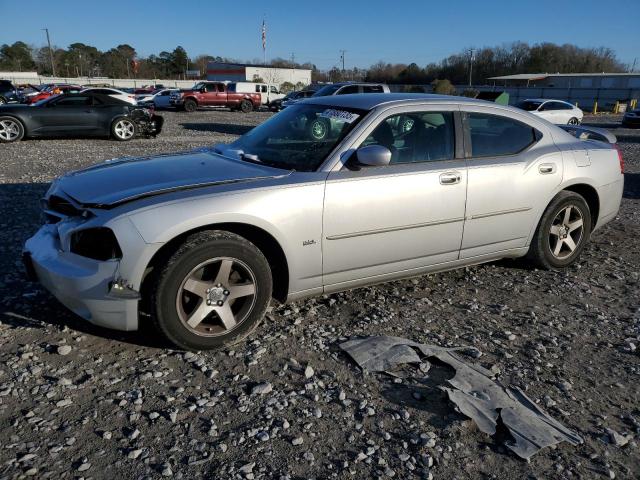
xmin=228 ymin=82 xmax=285 ymax=107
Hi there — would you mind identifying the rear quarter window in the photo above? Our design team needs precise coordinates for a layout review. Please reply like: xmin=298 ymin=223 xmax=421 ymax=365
xmin=467 ymin=113 xmax=540 ymax=158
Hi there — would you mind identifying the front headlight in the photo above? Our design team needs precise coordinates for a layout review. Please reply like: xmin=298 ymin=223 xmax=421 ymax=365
xmin=70 ymin=227 xmax=122 ymax=261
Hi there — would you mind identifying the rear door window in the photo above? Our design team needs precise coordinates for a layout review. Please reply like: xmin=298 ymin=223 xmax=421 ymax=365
xmin=467 ymin=113 xmax=538 ymax=157
xmin=362 ymin=85 xmax=384 ymax=93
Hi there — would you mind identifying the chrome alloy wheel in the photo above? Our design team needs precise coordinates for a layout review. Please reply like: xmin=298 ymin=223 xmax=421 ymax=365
xmin=175 ymin=257 xmax=257 ymax=337
xmin=0 ymin=119 xmax=20 ymax=141
xmin=114 ymin=119 xmax=135 ymax=139
xmin=548 ymin=205 xmax=584 ymax=259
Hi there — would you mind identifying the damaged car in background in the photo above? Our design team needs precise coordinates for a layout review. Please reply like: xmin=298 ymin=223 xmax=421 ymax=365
xmin=23 ymin=93 xmax=623 ymax=350
xmin=0 ymin=92 xmax=163 ymax=143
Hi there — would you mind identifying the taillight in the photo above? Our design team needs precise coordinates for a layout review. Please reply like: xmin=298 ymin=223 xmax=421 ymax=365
xmin=613 ymin=144 xmax=624 ymax=173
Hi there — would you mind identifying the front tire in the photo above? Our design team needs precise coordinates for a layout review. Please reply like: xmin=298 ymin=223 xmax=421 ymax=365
xmin=111 ymin=117 xmax=137 ymax=141
xmin=152 ymin=230 xmax=273 ymax=350
xmin=0 ymin=116 xmax=24 ymax=143
xmin=527 ymin=191 xmax=592 ymax=269
xmin=568 ymin=117 xmax=580 ymax=125
xmin=184 ymin=99 xmax=197 ymax=112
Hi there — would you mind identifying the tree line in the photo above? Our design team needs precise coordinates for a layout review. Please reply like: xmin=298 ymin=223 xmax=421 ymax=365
xmin=0 ymin=40 xmax=628 ymax=85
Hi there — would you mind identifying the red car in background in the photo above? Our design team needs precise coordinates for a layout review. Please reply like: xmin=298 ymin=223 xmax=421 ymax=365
xmin=26 ymin=85 xmax=82 ymax=104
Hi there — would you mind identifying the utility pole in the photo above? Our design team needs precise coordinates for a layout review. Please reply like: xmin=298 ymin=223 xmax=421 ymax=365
xmin=631 ymin=58 xmax=637 ymax=73
xmin=339 ymin=50 xmax=346 ymax=72
xmin=290 ymin=52 xmax=295 ymax=64
xmin=468 ymin=48 xmax=475 ymax=87
xmin=42 ymin=28 xmax=56 ymax=77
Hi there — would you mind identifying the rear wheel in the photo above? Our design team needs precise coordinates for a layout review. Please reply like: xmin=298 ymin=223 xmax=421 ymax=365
xmin=240 ymin=100 xmax=253 ymax=113
xmin=0 ymin=116 xmax=24 ymax=143
xmin=568 ymin=117 xmax=580 ymax=125
xmin=184 ymin=99 xmax=197 ymax=112
xmin=527 ymin=191 xmax=591 ymax=269
xmin=111 ymin=117 xmax=136 ymax=141
xmin=152 ymin=230 xmax=272 ymax=350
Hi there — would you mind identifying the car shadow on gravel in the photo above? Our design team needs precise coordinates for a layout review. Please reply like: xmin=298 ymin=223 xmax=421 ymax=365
xmin=624 ymin=173 xmax=640 ymax=199
xmin=179 ymin=123 xmax=254 ymax=135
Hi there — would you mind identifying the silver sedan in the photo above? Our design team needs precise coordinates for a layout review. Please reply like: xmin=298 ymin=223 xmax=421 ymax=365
xmin=24 ymin=94 xmax=624 ymax=350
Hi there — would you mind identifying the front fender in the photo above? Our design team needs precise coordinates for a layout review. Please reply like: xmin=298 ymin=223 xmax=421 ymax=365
xmin=125 ymin=182 xmax=326 ymax=294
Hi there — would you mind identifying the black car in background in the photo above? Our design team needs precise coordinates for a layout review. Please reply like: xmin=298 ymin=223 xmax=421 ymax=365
xmin=270 ymin=89 xmax=316 ymax=111
xmin=0 ymin=80 xmax=22 ymax=105
xmin=622 ymin=109 xmax=640 ymax=128
xmin=0 ymin=92 xmax=163 ymax=143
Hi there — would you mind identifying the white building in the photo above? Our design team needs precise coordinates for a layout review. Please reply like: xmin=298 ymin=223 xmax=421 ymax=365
xmin=206 ymin=62 xmax=312 ymax=87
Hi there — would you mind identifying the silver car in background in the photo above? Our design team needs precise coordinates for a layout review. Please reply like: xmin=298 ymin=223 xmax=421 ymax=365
xmin=24 ymin=94 xmax=624 ymax=350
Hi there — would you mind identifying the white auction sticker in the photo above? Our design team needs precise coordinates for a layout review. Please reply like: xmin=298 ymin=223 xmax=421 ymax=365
xmin=319 ymin=109 xmax=359 ymax=123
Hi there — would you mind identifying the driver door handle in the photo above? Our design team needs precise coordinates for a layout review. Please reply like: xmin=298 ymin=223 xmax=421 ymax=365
xmin=440 ymin=172 xmax=461 ymax=185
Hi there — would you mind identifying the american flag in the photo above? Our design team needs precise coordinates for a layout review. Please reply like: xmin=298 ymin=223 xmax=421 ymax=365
xmin=261 ymin=20 xmax=266 ymax=52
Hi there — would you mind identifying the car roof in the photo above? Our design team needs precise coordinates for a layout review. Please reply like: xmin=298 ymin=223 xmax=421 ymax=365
xmin=329 ymin=82 xmax=386 ymax=86
xmin=51 ymin=92 xmax=129 ymax=105
xmin=302 ymin=93 xmax=495 ymax=110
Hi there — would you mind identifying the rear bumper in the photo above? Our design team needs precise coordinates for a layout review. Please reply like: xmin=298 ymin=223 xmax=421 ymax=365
xmin=594 ymin=177 xmax=624 ymax=232
xmin=24 ymin=225 xmax=139 ymax=331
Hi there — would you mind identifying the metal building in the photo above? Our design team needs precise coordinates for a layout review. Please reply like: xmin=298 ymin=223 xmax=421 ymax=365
xmin=206 ymin=62 xmax=312 ymax=87
xmin=487 ymin=72 xmax=640 ymax=89
xmin=475 ymin=73 xmax=640 ymax=109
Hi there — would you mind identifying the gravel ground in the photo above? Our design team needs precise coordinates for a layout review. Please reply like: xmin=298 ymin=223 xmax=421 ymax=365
xmin=0 ymin=110 xmax=638 ymax=480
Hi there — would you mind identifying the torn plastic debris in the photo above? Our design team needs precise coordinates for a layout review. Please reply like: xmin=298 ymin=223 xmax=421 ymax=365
xmin=339 ymin=336 xmax=583 ymax=460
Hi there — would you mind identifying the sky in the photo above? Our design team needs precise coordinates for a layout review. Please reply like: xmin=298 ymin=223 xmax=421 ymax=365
xmin=1 ymin=0 xmax=638 ymax=70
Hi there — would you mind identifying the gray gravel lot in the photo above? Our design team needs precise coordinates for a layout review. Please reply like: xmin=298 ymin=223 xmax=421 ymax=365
xmin=0 ymin=110 xmax=638 ymax=479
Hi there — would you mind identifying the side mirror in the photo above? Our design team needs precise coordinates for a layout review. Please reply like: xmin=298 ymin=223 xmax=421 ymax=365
xmin=355 ymin=145 xmax=391 ymax=167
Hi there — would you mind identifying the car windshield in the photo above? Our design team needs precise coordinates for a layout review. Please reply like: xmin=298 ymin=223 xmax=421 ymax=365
xmin=191 ymin=82 xmax=206 ymax=90
xmin=311 ymin=85 xmax=342 ymax=97
xmin=517 ymin=100 xmax=543 ymax=111
xmin=224 ymin=103 xmax=366 ymax=172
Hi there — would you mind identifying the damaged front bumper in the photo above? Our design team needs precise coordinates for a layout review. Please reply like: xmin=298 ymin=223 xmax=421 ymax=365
xmin=23 ymin=223 xmax=141 ymax=331
xmin=133 ymin=113 xmax=164 ymax=138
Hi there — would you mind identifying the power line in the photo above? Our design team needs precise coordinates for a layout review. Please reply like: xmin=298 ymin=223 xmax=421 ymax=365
xmin=42 ymin=28 xmax=56 ymax=77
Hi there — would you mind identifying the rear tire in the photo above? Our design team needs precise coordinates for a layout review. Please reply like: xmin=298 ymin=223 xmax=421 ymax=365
xmin=568 ymin=117 xmax=580 ymax=125
xmin=240 ymin=100 xmax=253 ymax=113
xmin=527 ymin=191 xmax=591 ymax=270
xmin=184 ymin=99 xmax=197 ymax=112
xmin=0 ymin=116 xmax=24 ymax=143
xmin=152 ymin=230 xmax=273 ymax=351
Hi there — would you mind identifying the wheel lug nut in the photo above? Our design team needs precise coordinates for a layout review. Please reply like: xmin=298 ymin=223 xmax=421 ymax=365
xmin=217 ymin=300 xmax=223 ymax=306
xmin=206 ymin=300 xmax=211 ymax=305
xmin=223 ymin=290 xmax=230 ymax=295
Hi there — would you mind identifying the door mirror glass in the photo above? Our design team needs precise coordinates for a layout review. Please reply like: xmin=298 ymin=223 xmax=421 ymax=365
xmin=356 ymin=144 xmax=391 ymax=167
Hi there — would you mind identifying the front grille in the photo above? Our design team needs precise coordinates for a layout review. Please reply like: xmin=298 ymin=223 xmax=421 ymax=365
xmin=48 ymin=195 xmax=81 ymax=216
xmin=44 ymin=195 xmax=83 ymax=223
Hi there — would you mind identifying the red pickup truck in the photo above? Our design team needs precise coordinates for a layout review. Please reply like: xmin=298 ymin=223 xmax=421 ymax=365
xmin=170 ymin=82 xmax=261 ymax=113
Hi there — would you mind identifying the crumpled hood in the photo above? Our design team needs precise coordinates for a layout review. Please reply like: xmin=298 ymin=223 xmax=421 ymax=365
xmin=53 ymin=149 xmax=289 ymax=207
